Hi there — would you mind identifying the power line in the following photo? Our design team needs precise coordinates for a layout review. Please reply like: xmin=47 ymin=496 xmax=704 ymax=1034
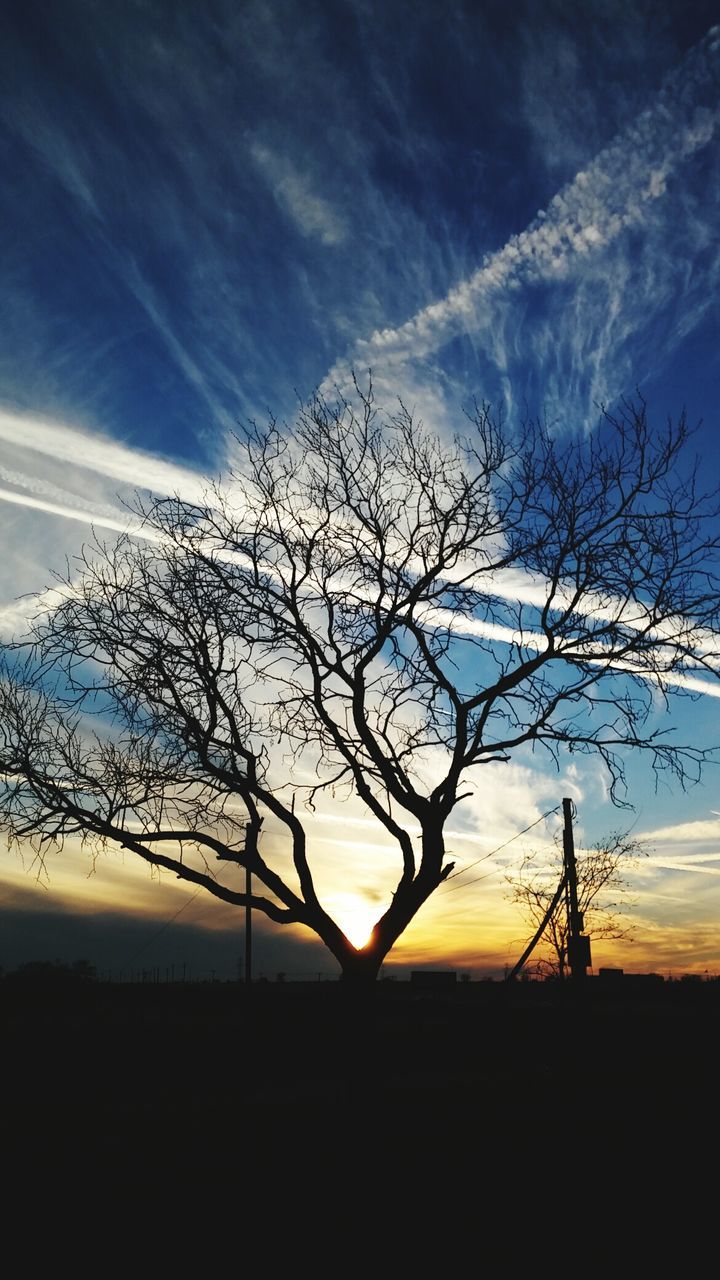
xmin=124 ymin=889 xmax=201 ymax=966
xmin=119 ymin=805 xmax=563 ymax=964
xmin=441 ymin=804 xmax=562 ymax=894
xmin=441 ymin=869 xmax=498 ymax=903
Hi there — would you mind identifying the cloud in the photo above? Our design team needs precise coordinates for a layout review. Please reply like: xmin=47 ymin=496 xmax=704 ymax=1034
xmin=643 ymin=856 xmax=720 ymax=877
xmin=0 ymin=877 xmax=332 ymax=980
xmin=625 ymin=816 xmax=720 ymax=880
xmin=0 ymin=487 xmax=140 ymax=534
xmin=1 ymin=6 xmax=326 ymax=436
xmin=324 ymin=24 xmax=720 ymax=411
xmin=0 ymin=408 xmax=208 ymax=504
xmin=410 ymin=596 xmax=720 ymax=699
xmin=2 ymin=396 xmax=718 ymax=710
xmin=0 ymin=464 xmax=126 ymax=523
xmin=0 ymin=407 xmax=211 ymax=636
xmin=250 ymin=141 xmax=347 ymax=246
xmin=637 ymin=817 xmax=720 ymax=845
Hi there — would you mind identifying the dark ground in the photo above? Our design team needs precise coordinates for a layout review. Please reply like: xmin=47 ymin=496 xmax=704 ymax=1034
xmin=4 ymin=974 xmax=719 ymax=1254
xmin=4 ymin=986 xmax=715 ymax=1269
xmin=2 ymin=977 xmax=712 ymax=1249
xmin=4 ymin=975 xmax=718 ymax=1176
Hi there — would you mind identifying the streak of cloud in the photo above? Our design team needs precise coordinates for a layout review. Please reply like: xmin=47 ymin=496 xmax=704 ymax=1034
xmin=325 ymin=24 xmax=720 ymax=403
xmin=644 ymin=859 xmax=720 ymax=876
xmin=0 ymin=408 xmax=208 ymax=504
xmin=0 ymin=487 xmax=139 ymax=534
xmin=1 ymin=408 xmax=718 ymax=704
xmin=250 ymin=141 xmax=347 ymax=246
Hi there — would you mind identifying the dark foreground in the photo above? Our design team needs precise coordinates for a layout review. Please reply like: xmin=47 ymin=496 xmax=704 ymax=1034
xmin=4 ymin=975 xmax=718 ymax=1180
xmin=3 ymin=975 xmax=716 ymax=1258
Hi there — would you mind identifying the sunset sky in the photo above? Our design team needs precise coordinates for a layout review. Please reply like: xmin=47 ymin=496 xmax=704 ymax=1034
xmin=1 ymin=0 xmax=719 ymax=981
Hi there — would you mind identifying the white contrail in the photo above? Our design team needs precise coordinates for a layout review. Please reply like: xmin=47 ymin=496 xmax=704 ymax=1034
xmin=0 ymin=486 xmax=142 ymax=535
xmin=324 ymin=24 xmax=720 ymax=386
xmin=411 ymin=598 xmax=720 ymax=698
xmin=0 ymin=408 xmax=208 ymax=505
xmin=1 ymin=431 xmax=718 ymax=698
xmin=0 ymin=464 xmax=126 ymax=522
xmin=2 ymin=18 xmax=720 ymax=693
xmin=2 ymin=28 xmax=718 ymax=592
xmin=4 ymin=483 xmax=716 ymax=699
xmin=644 ymin=858 xmax=720 ymax=876
xmin=1 ymin=448 xmax=716 ymax=683
xmin=647 ymin=852 xmax=720 ymax=864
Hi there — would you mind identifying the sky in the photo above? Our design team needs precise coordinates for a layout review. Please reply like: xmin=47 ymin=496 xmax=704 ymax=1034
xmin=1 ymin=0 xmax=720 ymax=981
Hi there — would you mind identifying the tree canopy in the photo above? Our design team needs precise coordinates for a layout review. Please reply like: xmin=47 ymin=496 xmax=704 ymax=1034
xmin=1 ymin=385 xmax=719 ymax=980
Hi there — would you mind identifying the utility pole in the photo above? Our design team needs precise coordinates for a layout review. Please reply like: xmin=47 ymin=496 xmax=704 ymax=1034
xmin=245 ymin=862 xmax=252 ymax=985
xmin=563 ymin=797 xmax=591 ymax=980
xmin=243 ymin=811 xmax=264 ymax=986
xmin=505 ymin=871 xmax=567 ymax=982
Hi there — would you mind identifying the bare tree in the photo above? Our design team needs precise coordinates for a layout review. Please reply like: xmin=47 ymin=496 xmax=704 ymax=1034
xmin=0 ymin=384 xmax=718 ymax=982
xmin=507 ymin=832 xmax=644 ymax=979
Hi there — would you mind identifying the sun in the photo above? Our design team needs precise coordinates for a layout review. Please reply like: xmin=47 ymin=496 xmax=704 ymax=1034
xmin=331 ymin=895 xmax=377 ymax=950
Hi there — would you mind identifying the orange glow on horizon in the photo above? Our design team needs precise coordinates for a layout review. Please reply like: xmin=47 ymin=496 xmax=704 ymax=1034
xmin=4 ymin=823 xmax=720 ymax=980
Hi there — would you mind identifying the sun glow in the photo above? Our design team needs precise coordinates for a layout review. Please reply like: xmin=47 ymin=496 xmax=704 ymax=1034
xmin=331 ymin=894 xmax=378 ymax=950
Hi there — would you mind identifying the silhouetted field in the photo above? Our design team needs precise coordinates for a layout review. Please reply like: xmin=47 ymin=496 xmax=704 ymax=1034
xmin=3 ymin=975 xmax=718 ymax=1187
xmin=4 ymin=976 xmax=713 ymax=1262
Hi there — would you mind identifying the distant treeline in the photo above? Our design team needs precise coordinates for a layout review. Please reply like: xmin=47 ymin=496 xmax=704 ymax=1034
xmin=2 ymin=958 xmax=98 ymax=983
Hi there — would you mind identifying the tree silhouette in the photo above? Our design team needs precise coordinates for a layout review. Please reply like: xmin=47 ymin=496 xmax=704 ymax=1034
xmin=1 ymin=383 xmax=718 ymax=981
xmin=507 ymin=832 xmax=644 ymax=979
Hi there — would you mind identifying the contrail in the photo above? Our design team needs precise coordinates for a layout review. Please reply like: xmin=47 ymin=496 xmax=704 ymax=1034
xmin=1 ymin=26 xmax=719 ymax=696
xmin=412 ymin=599 xmax=720 ymax=698
xmin=0 ymin=486 xmax=143 ymax=535
xmin=0 ymin=408 xmax=208 ymax=506
xmin=644 ymin=858 xmax=720 ymax=877
xmin=324 ymin=24 xmax=720 ymax=387
xmin=2 ymin=456 xmax=718 ymax=698
xmin=2 ymin=29 xmax=718 ymax=534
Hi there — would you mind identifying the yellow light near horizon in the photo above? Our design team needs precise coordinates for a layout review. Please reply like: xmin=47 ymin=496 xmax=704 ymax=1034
xmin=330 ymin=894 xmax=377 ymax=950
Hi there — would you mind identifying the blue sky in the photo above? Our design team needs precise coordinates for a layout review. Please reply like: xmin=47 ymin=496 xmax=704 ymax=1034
xmin=1 ymin=0 xmax=720 ymax=979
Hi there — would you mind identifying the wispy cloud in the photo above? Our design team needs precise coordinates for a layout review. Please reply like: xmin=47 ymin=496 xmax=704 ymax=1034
xmin=0 ymin=487 xmax=137 ymax=534
xmin=2 ymin=398 xmax=718 ymax=708
xmin=325 ymin=24 xmax=720 ymax=416
xmin=638 ymin=818 xmax=720 ymax=844
xmin=0 ymin=408 xmax=207 ymax=504
xmin=250 ymin=141 xmax=347 ymax=246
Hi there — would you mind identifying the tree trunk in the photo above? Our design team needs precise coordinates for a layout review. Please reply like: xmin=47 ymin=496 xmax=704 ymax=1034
xmin=318 ymin=857 xmax=445 ymax=985
xmin=338 ymin=941 xmax=384 ymax=986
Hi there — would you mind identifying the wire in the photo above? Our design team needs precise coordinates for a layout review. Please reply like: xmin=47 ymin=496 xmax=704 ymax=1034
xmin=440 ymin=804 xmax=562 ymax=894
xmin=124 ymin=889 xmax=201 ymax=966
xmin=440 ymin=865 xmax=497 ymax=896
